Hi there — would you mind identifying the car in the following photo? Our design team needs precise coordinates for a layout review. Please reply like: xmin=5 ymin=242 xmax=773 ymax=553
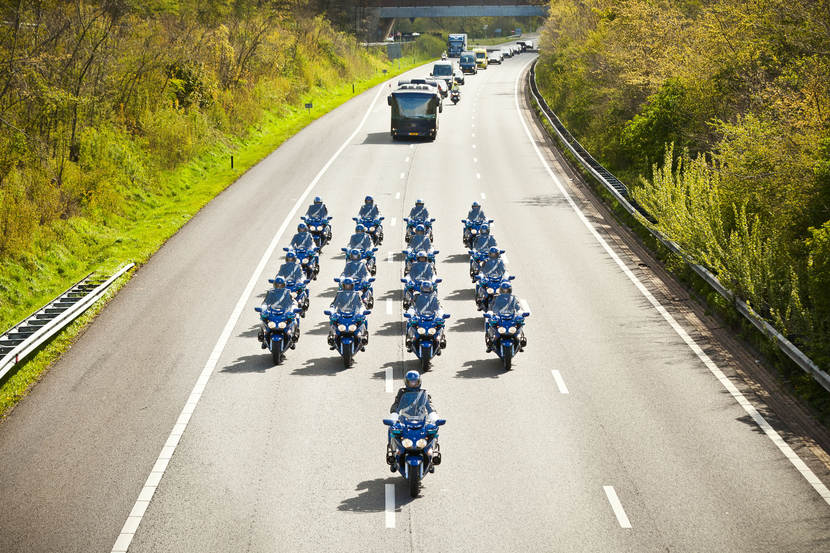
xmin=501 ymin=48 xmax=512 ymax=59
xmin=459 ymin=51 xmax=477 ymax=74
xmin=453 ymin=69 xmax=465 ymax=85
xmin=426 ymin=77 xmax=449 ymax=98
xmin=487 ymin=50 xmax=503 ymax=64
xmin=430 ymin=61 xmax=455 ymax=88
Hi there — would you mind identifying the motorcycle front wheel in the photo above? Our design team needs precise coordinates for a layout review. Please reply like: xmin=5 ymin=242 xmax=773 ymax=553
xmin=272 ymin=346 xmax=284 ymax=366
xmin=408 ymin=465 xmax=421 ymax=497
xmin=342 ymin=349 xmax=354 ymax=368
xmin=502 ymin=347 xmax=513 ymax=370
xmin=419 ymin=356 xmax=431 ymax=372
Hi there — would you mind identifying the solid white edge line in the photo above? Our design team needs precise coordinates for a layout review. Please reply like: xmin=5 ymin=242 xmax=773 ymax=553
xmin=111 ymin=79 xmax=392 ymax=553
xmin=514 ymin=57 xmax=830 ymax=506
xmin=551 ymin=370 xmax=569 ymax=394
xmin=603 ymin=486 xmax=632 ymax=528
xmin=385 ymin=483 xmax=396 ymax=528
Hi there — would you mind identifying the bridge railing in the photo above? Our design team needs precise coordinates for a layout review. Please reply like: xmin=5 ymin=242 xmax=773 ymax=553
xmin=527 ymin=59 xmax=830 ymax=393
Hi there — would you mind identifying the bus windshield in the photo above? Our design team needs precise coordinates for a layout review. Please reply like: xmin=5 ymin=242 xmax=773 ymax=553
xmin=392 ymin=93 xmax=436 ymax=119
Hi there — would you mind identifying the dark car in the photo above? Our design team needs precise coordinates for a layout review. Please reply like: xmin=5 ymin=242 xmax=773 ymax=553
xmin=459 ymin=51 xmax=477 ymax=74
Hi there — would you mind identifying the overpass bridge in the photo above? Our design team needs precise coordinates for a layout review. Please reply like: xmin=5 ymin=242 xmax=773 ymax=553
xmin=365 ymin=0 xmax=548 ymax=18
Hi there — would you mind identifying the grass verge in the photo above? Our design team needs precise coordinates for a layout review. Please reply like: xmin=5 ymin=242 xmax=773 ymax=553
xmin=0 ymin=54 xmax=435 ymax=421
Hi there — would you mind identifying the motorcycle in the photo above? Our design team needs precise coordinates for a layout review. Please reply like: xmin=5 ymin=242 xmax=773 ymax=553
xmin=484 ymin=310 xmax=530 ymax=370
xmin=400 ymin=274 xmax=441 ymax=310
xmin=335 ymin=275 xmax=375 ymax=309
xmin=475 ymin=274 xmax=515 ymax=312
xmin=301 ymin=215 xmax=333 ymax=249
xmin=341 ymin=246 xmax=378 ymax=275
xmin=461 ymin=218 xmax=493 ymax=248
xmin=404 ymin=311 xmax=450 ymax=371
xmin=353 ymin=216 xmax=385 ymax=246
xmin=254 ymin=304 xmax=302 ymax=365
xmin=324 ymin=307 xmax=371 ymax=368
xmin=450 ymin=89 xmax=460 ymax=104
xmin=383 ymin=390 xmax=445 ymax=497
xmin=272 ymin=277 xmax=310 ymax=317
xmin=404 ymin=217 xmax=435 ymax=243
xmin=284 ymin=246 xmax=320 ymax=281
xmin=403 ymin=247 xmax=438 ymax=276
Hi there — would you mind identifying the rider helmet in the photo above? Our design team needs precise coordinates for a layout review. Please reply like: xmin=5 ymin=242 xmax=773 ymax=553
xmin=273 ymin=276 xmax=287 ymax=289
xmin=364 ymin=195 xmax=374 ymax=205
xmin=405 ymin=370 xmax=421 ymax=389
xmin=416 ymin=250 xmax=428 ymax=262
xmin=355 ymin=224 xmax=366 ymax=233
xmin=349 ymin=248 xmax=362 ymax=261
xmin=479 ymin=223 xmax=489 ymax=234
xmin=285 ymin=251 xmax=298 ymax=263
xmin=341 ymin=277 xmax=355 ymax=291
xmin=415 ymin=198 xmax=424 ymax=207
xmin=419 ymin=281 xmax=434 ymax=294
xmin=499 ymin=282 xmax=513 ymax=295
xmin=297 ymin=222 xmax=308 ymax=233
xmin=313 ymin=196 xmax=323 ymax=205
xmin=415 ymin=224 xmax=426 ymax=235
xmin=472 ymin=201 xmax=480 ymax=209
xmin=488 ymin=246 xmax=500 ymax=259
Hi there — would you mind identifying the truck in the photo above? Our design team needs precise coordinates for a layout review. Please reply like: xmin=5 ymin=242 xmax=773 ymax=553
xmin=447 ymin=33 xmax=467 ymax=58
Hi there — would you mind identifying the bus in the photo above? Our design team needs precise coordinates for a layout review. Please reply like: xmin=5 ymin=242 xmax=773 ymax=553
xmin=388 ymin=85 xmax=441 ymax=140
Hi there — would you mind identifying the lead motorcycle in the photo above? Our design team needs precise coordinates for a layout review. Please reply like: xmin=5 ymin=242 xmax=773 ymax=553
xmin=484 ymin=310 xmax=530 ymax=370
xmin=383 ymin=390 xmax=445 ymax=497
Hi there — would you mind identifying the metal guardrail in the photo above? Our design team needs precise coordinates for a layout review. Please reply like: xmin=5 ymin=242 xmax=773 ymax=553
xmin=527 ymin=60 xmax=830 ymax=393
xmin=0 ymin=263 xmax=135 ymax=382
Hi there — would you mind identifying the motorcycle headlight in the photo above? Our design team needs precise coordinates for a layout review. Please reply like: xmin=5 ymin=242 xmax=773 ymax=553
xmin=401 ymin=438 xmax=414 ymax=448
xmin=508 ymin=326 xmax=517 ymax=333
xmin=369 ymin=226 xmax=376 ymax=231
xmin=427 ymin=327 xmax=437 ymax=335
xmin=417 ymin=327 xmax=426 ymax=335
xmin=312 ymin=225 xmax=319 ymax=231
xmin=301 ymin=258 xmax=309 ymax=263
xmin=498 ymin=326 xmax=507 ymax=334
xmin=471 ymin=229 xmax=477 ymax=234
xmin=348 ymin=324 xmax=357 ymax=332
xmin=278 ymin=321 xmax=287 ymax=329
xmin=487 ymin=287 xmax=495 ymax=294
xmin=415 ymin=438 xmax=428 ymax=449
xmin=267 ymin=321 xmax=277 ymax=329
xmin=337 ymin=324 xmax=347 ymax=331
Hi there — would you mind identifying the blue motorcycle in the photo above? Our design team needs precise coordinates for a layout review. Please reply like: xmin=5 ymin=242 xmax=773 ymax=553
xmin=301 ymin=215 xmax=333 ymax=249
xmin=404 ymin=311 xmax=450 ymax=371
xmin=403 ymin=217 xmax=435 ymax=243
xmin=400 ymin=275 xmax=441 ymax=310
xmin=335 ymin=276 xmax=375 ymax=309
xmin=285 ymin=279 xmax=311 ymax=316
xmin=383 ymin=390 xmax=445 ymax=497
xmin=254 ymin=305 xmax=302 ymax=365
xmin=460 ymin=217 xmax=493 ymax=248
xmin=324 ymin=307 xmax=371 ymax=368
xmin=284 ymin=246 xmax=319 ymax=281
xmin=403 ymin=247 xmax=438 ymax=276
xmin=484 ymin=311 xmax=530 ymax=370
xmin=475 ymin=274 xmax=515 ymax=312
xmin=340 ymin=246 xmax=378 ymax=275
xmin=353 ymin=216 xmax=385 ymax=246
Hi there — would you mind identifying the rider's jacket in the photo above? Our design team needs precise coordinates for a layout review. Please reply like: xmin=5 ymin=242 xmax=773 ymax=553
xmin=263 ymin=288 xmax=297 ymax=311
xmin=390 ymin=387 xmax=436 ymax=414
xmin=480 ymin=258 xmax=508 ymax=278
xmin=330 ymin=290 xmax=364 ymax=312
xmin=290 ymin=231 xmax=315 ymax=250
xmin=409 ymin=292 xmax=443 ymax=318
xmin=277 ymin=262 xmax=304 ymax=284
xmin=472 ymin=234 xmax=497 ymax=252
xmin=341 ymin=260 xmax=370 ymax=282
xmin=407 ymin=261 xmax=436 ymax=282
xmin=305 ymin=204 xmax=328 ymax=219
xmin=408 ymin=235 xmax=432 ymax=253
xmin=408 ymin=206 xmax=429 ymax=220
xmin=359 ymin=204 xmax=380 ymax=219
xmin=467 ymin=206 xmax=486 ymax=222
xmin=348 ymin=233 xmax=373 ymax=251
xmin=489 ymin=293 xmax=522 ymax=316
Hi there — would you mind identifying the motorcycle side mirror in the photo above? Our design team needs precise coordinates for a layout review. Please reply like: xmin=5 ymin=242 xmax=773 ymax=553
xmin=442 ymin=314 xmax=451 ymax=319
xmin=293 ymin=308 xmax=303 ymax=314
xmin=368 ymin=278 xmax=376 ymax=283
xmin=436 ymin=419 xmax=447 ymax=426
xmin=488 ymin=219 xmax=494 ymax=223
xmin=372 ymin=247 xmax=378 ymax=252
xmin=403 ymin=313 xmax=411 ymax=319
xmin=500 ymin=249 xmax=506 ymax=254
xmin=379 ymin=217 xmax=385 ymax=220
xmin=352 ymin=217 xmax=358 ymax=222
xmin=508 ymin=275 xmax=516 ymax=280
xmin=387 ymin=96 xmax=392 ymax=106
xmin=324 ymin=310 xmax=332 ymax=316
xmin=433 ymin=250 xmax=440 ymax=255
xmin=382 ymin=419 xmax=394 ymax=426
xmin=341 ymin=247 xmax=348 ymax=252
xmin=254 ymin=307 xmax=263 ymax=313
xmin=363 ymin=310 xmax=372 ymax=316
xmin=522 ymin=312 xmax=530 ymax=317
xmin=430 ymin=218 xmax=436 ymax=222
xmin=461 ymin=219 xmax=467 ymax=223
xmin=435 ymin=278 xmax=443 ymax=283
xmin=400 ymin=278 xmax=407 ymax=283
xmin=304 ymin=279 xmax=311 ymax=285
xmin=268 ymin=279 xmax=275 ymax=284
xmin=282 ymin=247 xmax=289 ymax=251
xmin=334 ymin=278 xmax=341 ymax=282
xmin=483 ymin=313 xmax=491 ymax=319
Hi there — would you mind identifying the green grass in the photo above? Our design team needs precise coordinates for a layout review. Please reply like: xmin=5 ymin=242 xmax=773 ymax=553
xmin=0 ymin=53 xmax=435 ymax=420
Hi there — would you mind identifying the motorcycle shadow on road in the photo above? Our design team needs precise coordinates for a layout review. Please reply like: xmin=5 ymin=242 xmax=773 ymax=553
xmin=455 ymin=358 xmax=505 ymax=379
xmin=291 ymin=355 xmax=347 ymax=376
xmin=376 ymin=320 xmax=404 ymax=336
xmin=318 ymin=285 xmax=338 ymax=298
xmin=221 ymin=354 xmax=273 ymax=374
xmin=307 ymin=320 xmax=332 ymax=335
xmin=372 ymin=359 xmax=423 ymax=381
xmin=451 ymin=316 xmax=483 ymax=333
xmin=378 ymin=288 xmax=402 ymax=301
xmin=446 ymin=288 xmax=476 ymax=301
xmin=443 ymin=253 xmax=469 ymax=264
xmin=337 ymin=477 xmax=414 ymax=513
xmin=238 ymin=324 xmax=261 ymax=338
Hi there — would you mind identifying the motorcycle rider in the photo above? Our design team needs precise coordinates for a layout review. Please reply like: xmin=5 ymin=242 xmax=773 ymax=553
xmin=408 ymin=250 xmax=436 ymax=282
xmin=467 ymin=201 xmax=486 ymax=222
xmin=387 ymin=370 xmax=441 ymax=471
xmin=358 ymin=195 xmax=380 ymax=219
xmin=485 ymin=281 xmax=528 ymax=352
xmin=348 ymin=223 xmax=373 ymax=252
xmin=472 ymin=223 xmax=496 ymax=251
xmin=258 ymin=277 xmax=299 ymax=349
xmin=305 ymin=196 xmax=328 ymax=219
xmin=327 ymin=277 xmax=368 ymax=349
xmin=405 ymin=280 xmax=447 ymax=352
xmin=409 ymin=198 xmax=429 ymax=220
xmin=291 ymin=223 xmax=315 ymax=250
xmin=408 ymin=224 xmax=432 ymax=254
xmin=479 ymin=246 xmax=508 ymax=277
xmin=341 ymin=248 xmax=370 ymax=281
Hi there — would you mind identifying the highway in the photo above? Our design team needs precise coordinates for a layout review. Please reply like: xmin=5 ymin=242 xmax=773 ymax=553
xmin=1 ymin=47 xmax=830 ymax=552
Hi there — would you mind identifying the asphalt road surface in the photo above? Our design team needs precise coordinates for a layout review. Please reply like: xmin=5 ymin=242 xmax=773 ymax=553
xmin=1 ymin=46 xmax=830 ymax=553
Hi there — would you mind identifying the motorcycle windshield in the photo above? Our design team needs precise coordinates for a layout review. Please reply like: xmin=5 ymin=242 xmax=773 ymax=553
xmin=409 ymin=235 xmax=432 ymax=253
xmin=331 ymin=291 xmax=364 ymax=313
xmin=467 ymin=208 xmax=486 ymax=222
xmin=397 ymin=390 xmax=430 ymax=422
xmin=413 ymin=293 xmax=441 ymax=318
xmin=409 ymin=207 xmax=429 ymax=220
xmin=277 ymin=263 xmax=304 ymax=282
xmin=473 ymin=236 xmax=496 ymax=252
xmin=491 ymin=294 xmax=521 ymax=316
xmin=348 ymin=234 xmax=372 ymax=250
xmin=409 ymin=262 xmax=435 ymax=281
xmin=306 ymin=205 xmax=327 ymax=219
xmin=358 ymin=205 xmax=379 ymax=219
xmin=264 ymin=289 xmax=296 ymax=311
xmin=481 ymin=259 xmax=507 ymax=278
xmin=341 ymin=261 xmax=369 ymax=281
xmin=291 ymin=233 xmax=315 ymax=249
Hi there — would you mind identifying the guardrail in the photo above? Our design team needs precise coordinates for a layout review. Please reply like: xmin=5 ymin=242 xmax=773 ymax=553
xmin=527 ymin=60 xmax=830 ymax=393
xmin=0 ymin=263 xmax=135 ymax=382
